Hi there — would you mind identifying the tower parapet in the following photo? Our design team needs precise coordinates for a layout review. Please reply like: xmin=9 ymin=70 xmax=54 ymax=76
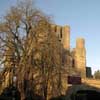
xmin=76 ymin=38 xmax=85 ymax=49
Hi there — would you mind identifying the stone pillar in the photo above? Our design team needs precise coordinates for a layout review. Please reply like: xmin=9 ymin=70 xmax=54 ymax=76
xmin=56 ymin=25 xmax=62 ymax=41
xmin=51 ymin=24 xmax=56 ymax=33
xmin=62 ymin=25 xmax=70 ymax=51
xmin=75 ymin=38 xmax=86 ymax=78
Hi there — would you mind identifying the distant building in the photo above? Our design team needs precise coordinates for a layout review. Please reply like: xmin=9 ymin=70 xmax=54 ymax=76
xmin=86 ymin=67 xmax=92 ymax=78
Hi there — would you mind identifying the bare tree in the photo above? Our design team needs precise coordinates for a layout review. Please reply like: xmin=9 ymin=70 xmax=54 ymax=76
xmin=0 ymin=0 xmax=63 ymax=100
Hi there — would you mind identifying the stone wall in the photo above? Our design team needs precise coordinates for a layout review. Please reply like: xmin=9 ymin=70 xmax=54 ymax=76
xmin=51 ymin=24 xmax=70 ymax=51
xmin=51 ymin=24 xmax=87 ymax=78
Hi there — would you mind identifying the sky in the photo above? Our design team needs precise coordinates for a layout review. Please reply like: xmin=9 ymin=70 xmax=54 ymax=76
xmin=0 ymin=0 xmax=100 ymax=74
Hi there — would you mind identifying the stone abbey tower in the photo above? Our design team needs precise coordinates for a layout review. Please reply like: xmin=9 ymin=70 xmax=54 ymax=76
xmin=51 ymin=24 xmax=86 ymax=78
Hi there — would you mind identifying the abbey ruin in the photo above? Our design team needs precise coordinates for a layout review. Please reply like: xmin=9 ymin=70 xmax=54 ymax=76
xmin=51 ymin=24 xmax=86 ymax=78
xmin=1 ymin=22 xmax=100 ymax=99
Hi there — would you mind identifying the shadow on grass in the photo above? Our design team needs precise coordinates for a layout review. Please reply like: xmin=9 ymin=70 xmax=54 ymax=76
xmin=50 ymin=83 xmax=100 ymax=100
xmin=1 ymin=83 xmax=100 ymax=100
xmin=0 ymin=85 xmax=44 ymax=100
xmin=66 ymin=83 xmax=100 ymax=100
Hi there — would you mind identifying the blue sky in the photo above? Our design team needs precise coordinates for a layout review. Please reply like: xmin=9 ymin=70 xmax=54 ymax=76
xmin=0 ymin=0 xmax=100 ymax=74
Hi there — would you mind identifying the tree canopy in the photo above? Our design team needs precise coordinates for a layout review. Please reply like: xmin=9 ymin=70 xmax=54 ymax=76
xmin=94 ymin=70 xmax=100 ymax=79
xmin=0 ymin=0 xmax=63 ymax=100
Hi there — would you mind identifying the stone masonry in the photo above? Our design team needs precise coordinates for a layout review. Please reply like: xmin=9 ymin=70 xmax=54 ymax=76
xmin=51 ymin=24 xmax=86 ymax=78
